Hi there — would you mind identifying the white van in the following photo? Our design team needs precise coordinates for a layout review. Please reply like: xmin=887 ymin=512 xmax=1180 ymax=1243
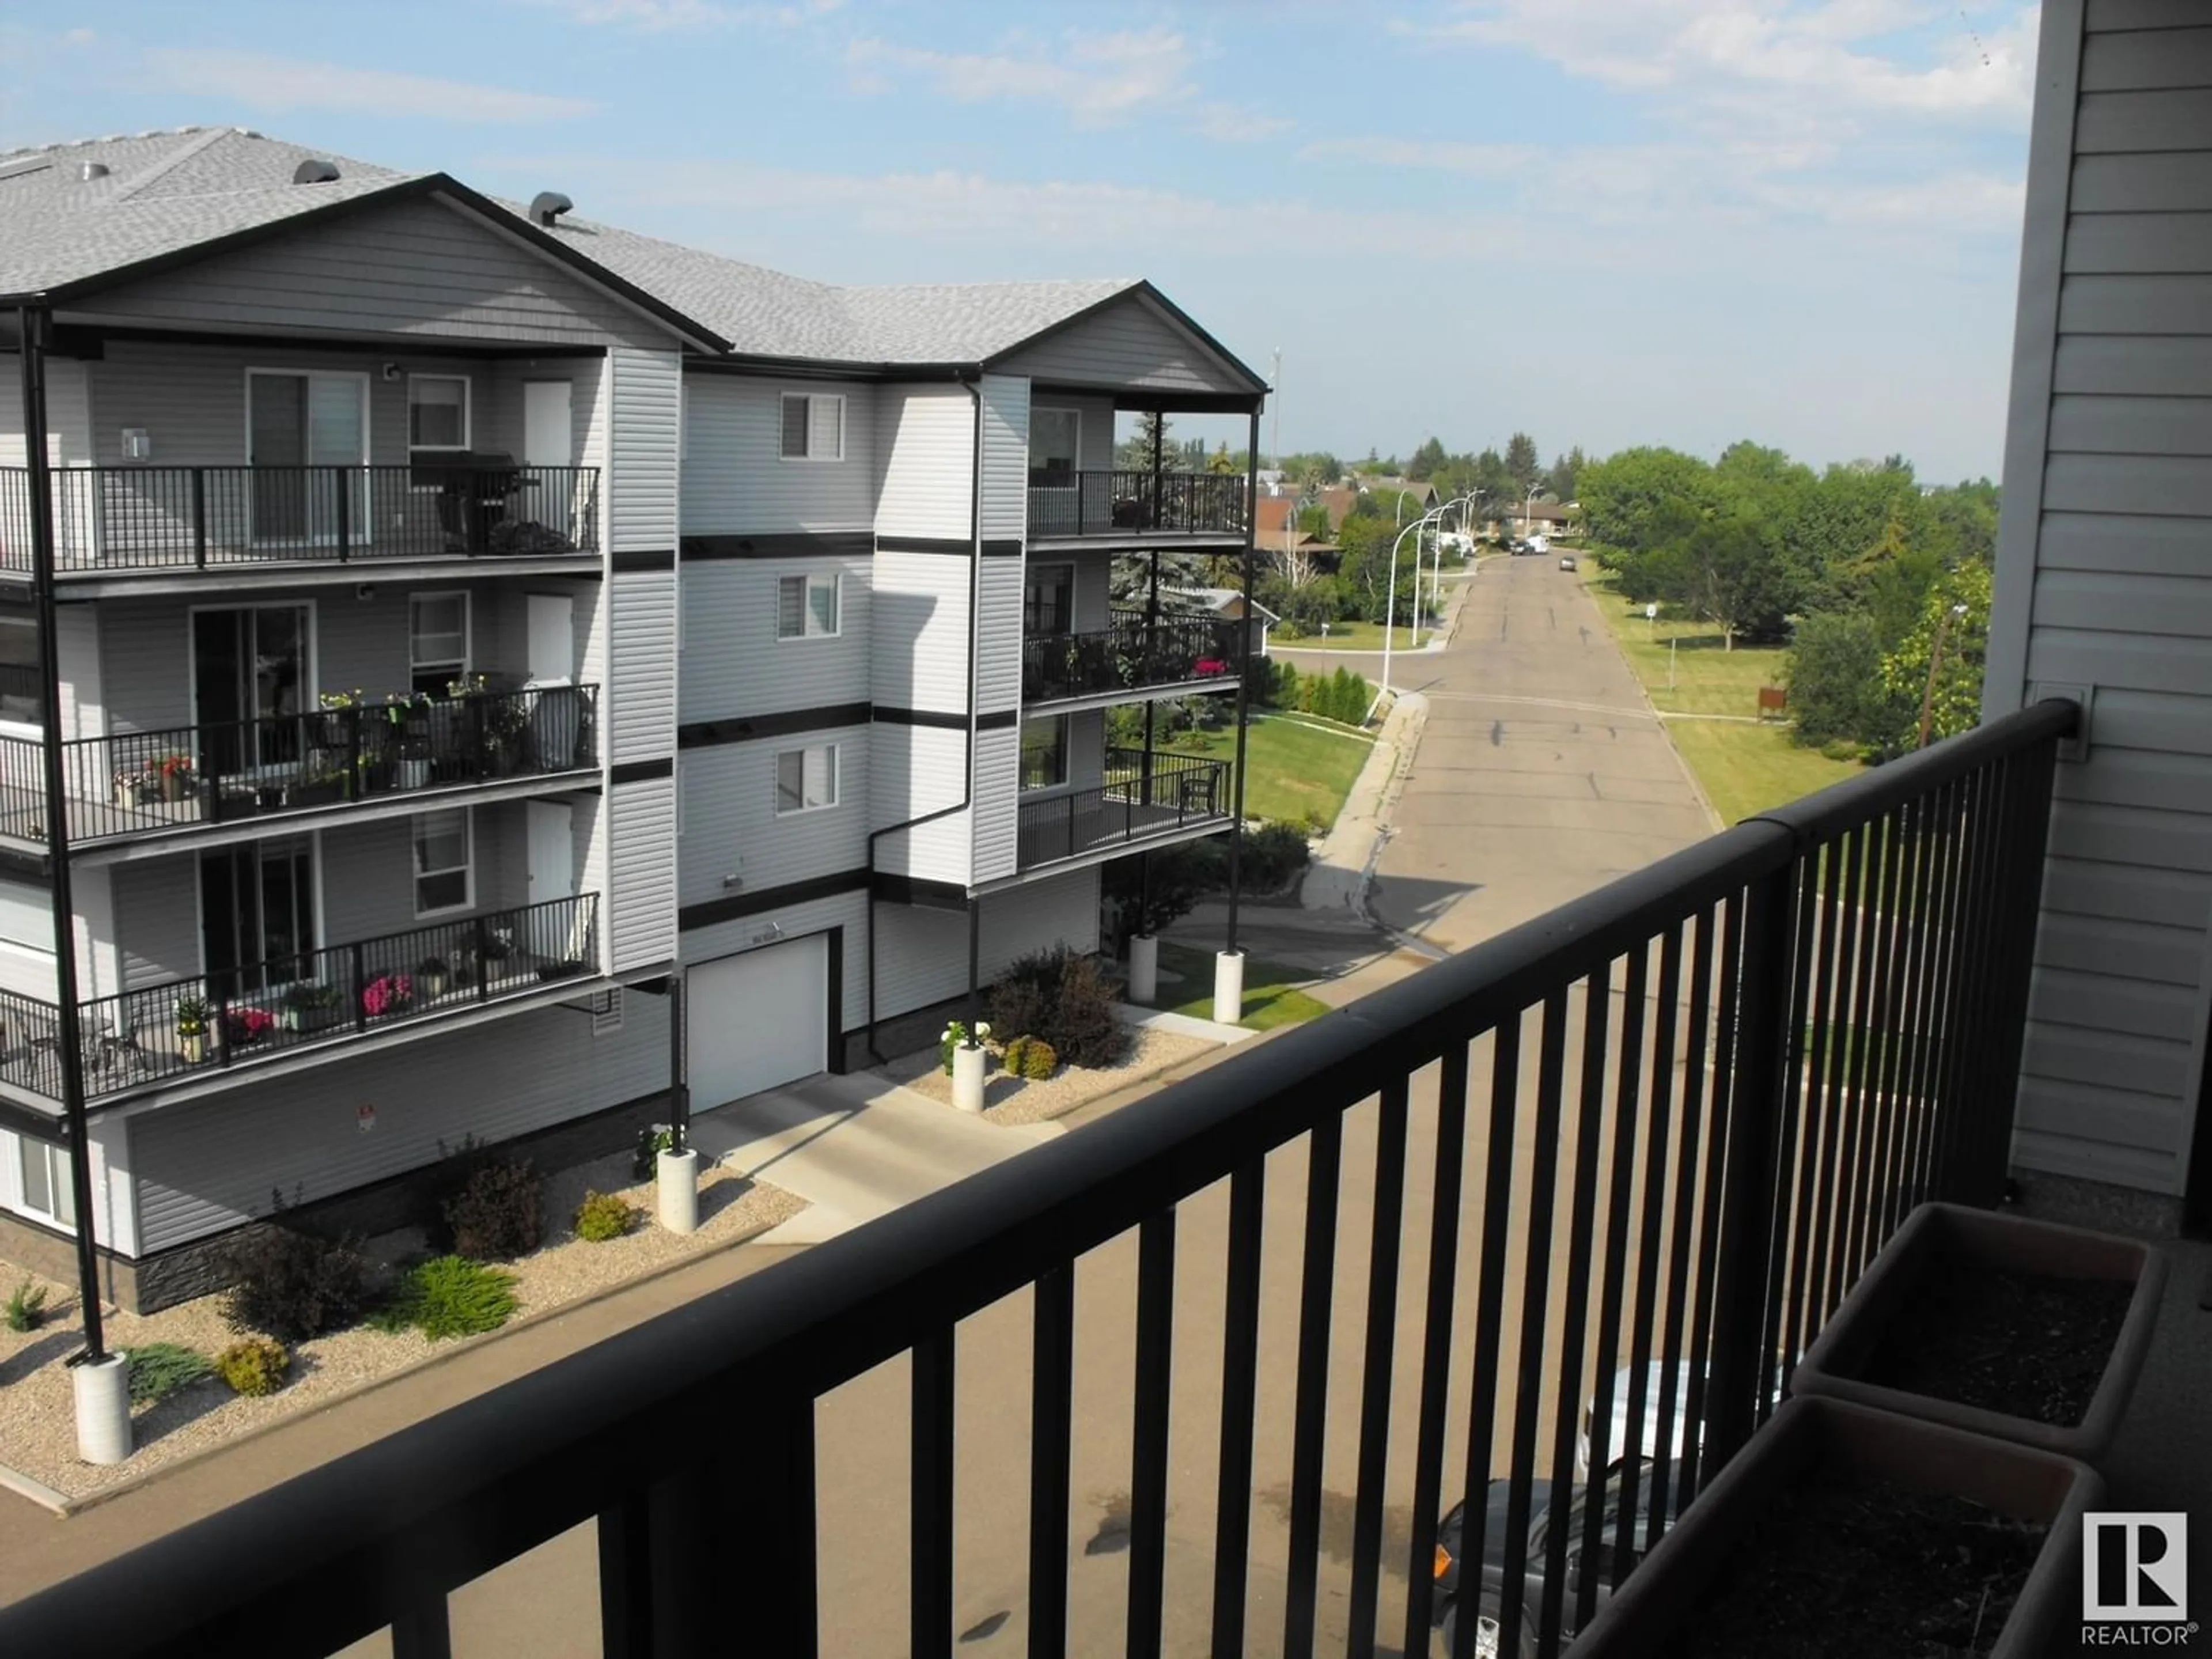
xmin=1528 ymin=533 xmax=1550 ymax=554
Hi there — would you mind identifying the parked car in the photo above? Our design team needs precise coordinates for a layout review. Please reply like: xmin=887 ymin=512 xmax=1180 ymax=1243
xmin=1557 ymin=555 xmax=1577 ymax=571
xmin=1573 ymin=1360 xmax=1793 ymax=1478
xmin=1432 ymin=1459 xmax=1679 ymax=1657
xmin=1528 ymin=535 xmax=1550 ymax=555
xmin=1507 ymin=537 xmax=1532 ymax=555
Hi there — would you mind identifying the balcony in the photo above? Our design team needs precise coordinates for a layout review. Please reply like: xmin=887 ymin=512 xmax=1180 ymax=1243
xmin=1021 ymin=613 xmax=1247 ymax=706
xmin=0 ymin=892 xmax=599 ymax=1105
xmin=13 ymin=699 xmax=2185 ymax=1659
xmin=1016 ymin=746 xmax=1231 ymax=872
xmin=1027 ymin=469 xmax=1249 ymax=544
xmin=0 ymin=684 xmax=598 ymax=851
xmin=0 ymin=463 xmax=601 ymax=578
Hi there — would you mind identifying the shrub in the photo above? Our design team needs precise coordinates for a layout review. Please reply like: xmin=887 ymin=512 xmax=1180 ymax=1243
xmin=370 ymin=1255 xmax=518 ymax=1342
xmin=938 ymin=1020 xmax=990 ymax=1075
xmin=219 ymin=1226 xmax=376 ymax=1342
xmin=1001 ymin=1035 xmax=1058 ymax=1081
xmin=442 ymin=1158 xmax=543 ymax=1262
xmin=126 ymin=1342 xmax=214 ymax=1406
xmin=1243 ymin=821 xmax=1315 ymax=893
xmin=574 ymin=1190 xmax=639 ymax=1243
xmin=630 ymin=1124 xmax=674 ymax=1183
xmin=215 ymin=1335 xmax=292 ymax=1397
xmin=5 ymin=1276 xmax=48 ymax=1332
xmin=987 ymin=949 xmax=1126 ymax=1070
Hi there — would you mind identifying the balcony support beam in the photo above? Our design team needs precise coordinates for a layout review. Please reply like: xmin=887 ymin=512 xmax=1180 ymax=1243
xmin=18 ymin=302 xmax=107 ymax=1362
xmin=1226 ymin=410 xmax=1259 ymax=956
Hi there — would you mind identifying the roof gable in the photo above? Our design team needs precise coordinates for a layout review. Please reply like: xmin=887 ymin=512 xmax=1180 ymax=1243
xmin=986 ymin=286 xmax=1264 ymax=401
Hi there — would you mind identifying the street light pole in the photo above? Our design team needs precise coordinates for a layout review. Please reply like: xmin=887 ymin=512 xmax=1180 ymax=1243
xmin=1381 ymin=506 xmax=1441 ymax=703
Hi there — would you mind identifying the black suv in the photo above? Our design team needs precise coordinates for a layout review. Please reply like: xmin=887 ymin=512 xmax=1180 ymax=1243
xmin=1431 ymin=1461 xmax=1678 ymax=1656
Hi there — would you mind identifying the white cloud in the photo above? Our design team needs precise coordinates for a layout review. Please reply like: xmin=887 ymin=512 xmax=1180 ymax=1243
xmin=1300 ymin=135 xmax=1544 ymax=175
xmin=1195 ymin=103 xmax=1297 ymax=142
xmin=146 ymin=50 xmax=597 ymax=122
xmin=846 ymin=28 xmax=1198 ymax=126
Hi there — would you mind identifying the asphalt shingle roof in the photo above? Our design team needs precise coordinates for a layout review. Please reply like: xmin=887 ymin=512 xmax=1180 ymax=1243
xmin=0 ymin=127 xmax=1169 ymax=373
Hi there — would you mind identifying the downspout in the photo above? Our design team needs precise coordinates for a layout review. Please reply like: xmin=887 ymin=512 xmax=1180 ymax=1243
xmin=17 ymin=304 xmax=104 ymax=1359
xmin=866 ymin=373 xmax=986 ymax=1060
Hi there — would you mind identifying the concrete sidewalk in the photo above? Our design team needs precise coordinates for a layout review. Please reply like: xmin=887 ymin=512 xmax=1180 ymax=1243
xmin=688 ymin=1071 xmax=1060 ymax=1245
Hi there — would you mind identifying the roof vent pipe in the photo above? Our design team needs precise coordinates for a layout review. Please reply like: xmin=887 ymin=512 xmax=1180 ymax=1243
xmin=530 ymin=191 xmax=573 ymax=228
xmin=79 ymin=162 xmax=111 ymax=182
xmin=293 ymin=159 xmax=341 ymax=185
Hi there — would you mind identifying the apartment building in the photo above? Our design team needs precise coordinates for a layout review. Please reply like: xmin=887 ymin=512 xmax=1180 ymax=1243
xmin=0 ymin=128 xmax=1264 ymax=1309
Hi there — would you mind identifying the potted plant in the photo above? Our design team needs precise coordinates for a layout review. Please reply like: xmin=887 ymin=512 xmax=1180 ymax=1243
xmin=1789 ymin=1202 xmax=2168 ymax=1464
xmin=278 ymin=981 xmax=342 ymax=1033
xmin=361 ymin=972 xmax=413 ymax=1020
xmin=223 ymin=1005 xmax=275 ymax=1048
xmin=290 ymin=765 xmax=351 ymax=809
xmin=315 ymin=689 xmax=364 ymax=751
xmin=175 ymin=994 xmax=208 ymax=1063
xmin=1568 ymin=1397 xmax=2100 ymax=1659
xmin=155 ymin=752 xmax=194 ymax=803
xmin=416 ymin=955 xmax=450 ymax=998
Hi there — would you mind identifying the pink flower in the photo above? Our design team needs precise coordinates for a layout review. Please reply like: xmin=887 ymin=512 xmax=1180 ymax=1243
xmin=362 ymin=974 xmax=414 ymax=1017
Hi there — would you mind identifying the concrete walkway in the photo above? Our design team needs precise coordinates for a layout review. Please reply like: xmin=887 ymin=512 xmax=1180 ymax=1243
xmin=688 ymin=1071 xmax=1060 ymax=1245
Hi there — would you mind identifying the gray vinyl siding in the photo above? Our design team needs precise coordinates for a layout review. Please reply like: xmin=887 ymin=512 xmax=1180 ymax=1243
xmin=979 ymin=374 xmax=1029 ymax=541
xmin=870 ymin=725 xmax=970 ymax=881
xmin=873 ymin=386 xmax=974 ymax=539
xmin=319 ymin=807 xmax=527 ymax=944
xmin=608 ymin=777 xmax=676 ymax=971
xmin=113 ymin=857 xmax=200 ymax=993
xmin=608 ymin=348 xmax=681 ymax=553
xmin=84 ymin=194 xmax=671 ymax=349
xmin=872 ymin=868 xmax=1099 ymax=1020
xmin=679 ymin=376 xmax=877 ymax=533
xmin=677 ymin=725 xmax=868 ymax=903
xmin=55 ymin=604 xmax=103 ymax=743
xmin=975 ymin=554 xmax=1024 ymax=717
xmin=1987 ymin=0 xmax=2212 ymax=1194
xmin=971 ymin=726 xmax=1018 ymax=883
xmin=678 ymin=557 xmax=871 ymax=720
xmin=990 ymin=291 xmax=1255 ymax=396
xmin=608 ymin=571 xmax=677 ymax=762
xmin=1031 ymin=395 xmax=1115 ymax=474
xmin=1073 ymin=556 xmax=1112 ymax=630
xmin=129 ymin=995 xmax=670 ymax=1252
xmin=681 ymin=887 xmax=868 ymax=1032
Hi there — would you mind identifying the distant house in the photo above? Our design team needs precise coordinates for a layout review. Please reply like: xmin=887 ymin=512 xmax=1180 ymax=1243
xmin=1357 ymin=476 xmax=1440 ymax=512
xmin=1163 ymin=586 xmax=1281 ymax=656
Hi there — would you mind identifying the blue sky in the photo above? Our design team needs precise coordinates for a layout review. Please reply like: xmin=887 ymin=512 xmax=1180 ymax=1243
xmin=2 ymin=1 xmax=2039 ymax=481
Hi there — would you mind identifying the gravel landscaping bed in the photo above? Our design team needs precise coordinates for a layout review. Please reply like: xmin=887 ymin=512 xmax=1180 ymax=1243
xmin=879 ymin=1027 xmax=1218 ymax=1126
xmin=0 ymin=1152 xmax=804 ymax=1502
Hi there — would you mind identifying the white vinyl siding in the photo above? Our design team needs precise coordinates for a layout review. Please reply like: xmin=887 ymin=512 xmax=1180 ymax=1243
xmin=872 ymin=868 xmax=1100 ymax=1022
xmin=608 ymin=571 xmax=677 ymax=763
xmin=780 ymin=392 xmax=845 ymax=462
xmin=775 ymin=744 xmax=839 ymax=815
xmin=677 ymin=730 xmax=869 ymax=903
xmin=979 ymin=373 xmax=1030 ymax=542
xmin=873 ymin=387 xmax=974 ymax=540
xmin=778 ymin=573 xmax=840 ymax=640
xmin=679 ymin=558 xmax=870 ymax=721
xmin=1986 ymin=0 xmax=2212 ymax=1196
xmin=608 ymin=778 xmax=677 ymax=972
xmin=678 ymin=376 xmax=876 ymax=534
xmin=608 ymin=347 xmax=681 ymax=553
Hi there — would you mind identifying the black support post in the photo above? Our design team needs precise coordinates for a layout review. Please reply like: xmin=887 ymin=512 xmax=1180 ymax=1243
xmin=668 ymin=964 xmax=689 ymax=1156
xmin=1226 ymin=410 xmax=1259 ymax=957
xmin=18 ymin=305 xmax=104 ymax=1359
xmin=965 ymin=898 xmax=982 ymax=1035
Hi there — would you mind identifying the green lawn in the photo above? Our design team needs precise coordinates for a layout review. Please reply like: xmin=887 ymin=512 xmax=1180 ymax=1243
xmin=1161 ymin=712 xmax=1374 ymax=829
xmin=1157 ymin=942 xmax=1331 ymax=1031
xmin=1271 ymin=619 xmax=1429 ymax=651
xmin=1578 ymin=566 xmax=1865 ymax=823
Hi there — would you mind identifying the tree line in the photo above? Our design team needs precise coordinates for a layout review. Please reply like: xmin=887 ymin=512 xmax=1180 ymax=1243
xmin=1575 ymin=444 xmax=1998 ymax=756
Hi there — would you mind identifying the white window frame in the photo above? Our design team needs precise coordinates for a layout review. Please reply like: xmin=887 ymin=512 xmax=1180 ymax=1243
xmin=16 ymin=1133 xmax=75 ymax=1229
xmin=412 ymin=808 xmax=475 ymax=919
xmin=0 ymin=612 xmax=44 ymax=743
xmin=774 ymin=744 xmax=840 ymax=816
xmin=408 ymin=591 xmax=472 ymax=695
xmin=779 ymin=392 xmax=846 ymax=463
xmin=776 ymin=572 xmax=842 ymax=641
xmin=407 ymin=373 xmax=472 ymax=458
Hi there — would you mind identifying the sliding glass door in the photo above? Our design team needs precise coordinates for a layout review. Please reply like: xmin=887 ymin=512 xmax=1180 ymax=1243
xmin=247 ymin=371 xmax=368 ymax=545
xmin=200 ymin=836 xmax=319 ymax=1001
xmin=194 ymin=605 xmax=311 ymax=779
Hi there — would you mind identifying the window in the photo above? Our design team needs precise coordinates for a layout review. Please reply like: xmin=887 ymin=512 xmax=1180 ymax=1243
xmin=775 ymin=745 xmax=838 ymax=815
xmin=777 ymin=573 xmax=840 ymax=639
xmin=408 ymin=593 xmax=469 ymax=696
xmin=0 ymin=613 xmax=41 ymax=732
xmin=779 ymin=392 xmax=844 ymax=461
xmin=1024 ymin=564 xmax=1073 ymax=636
xmin=18 ymin=1136 xmax=74 ymax=1228
xmin=413 ymin=809 xmax=474 ymax=916
xmin=1031 ymin=408 xmax=1080 ymax=487
xmin=408 ymin=376 xmax=470 ymax=454
xmin=1021 ymin=715 xmax=1068 ymax=790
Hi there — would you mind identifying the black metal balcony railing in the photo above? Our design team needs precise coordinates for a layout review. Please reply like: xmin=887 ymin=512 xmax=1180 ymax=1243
xmin=0 ymin=893 xmax=599 ymax=1103
xmin=1016 ymin=745 xmax=1231 ymax=870
xmin=0 ymin=685 xmax=598 ymax=846
xmin=0 ymin=464 xmax=601 ymax=574
xmin=1027 ymin=469 xmax=1249 ymax=539
xmin=0 ymin=702 xmax=2074 ymax=1659
xmin=1021 ymin=615 xmax=1246 ymax=703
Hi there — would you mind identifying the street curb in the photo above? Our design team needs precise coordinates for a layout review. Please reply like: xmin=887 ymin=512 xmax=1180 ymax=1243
xmin=32 ymin=1200 xmax=805 ymax=1519
xmin=1573 ymin=570 xmax=1728 ymax=834
xmin=0 ymin=1461 xmax=71 ymax=1517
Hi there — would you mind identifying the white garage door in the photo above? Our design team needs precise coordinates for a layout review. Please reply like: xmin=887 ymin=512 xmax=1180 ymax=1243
xmin=687 ymin=934 xmax=830 ymax=1111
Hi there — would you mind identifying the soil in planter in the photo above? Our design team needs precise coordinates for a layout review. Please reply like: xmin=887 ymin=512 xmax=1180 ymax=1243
xmin=1683 ymin=1477 xmax=2047 ymax=1658
xmin=1862 ymin=1256 xmax=2134 ymax=1426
